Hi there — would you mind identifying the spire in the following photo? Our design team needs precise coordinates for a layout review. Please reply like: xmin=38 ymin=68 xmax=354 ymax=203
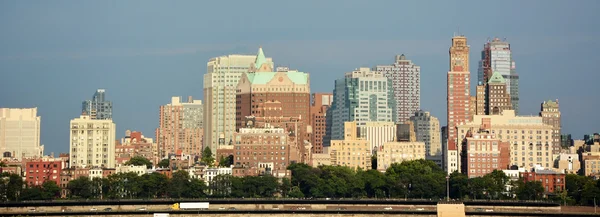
xmin=254 ymin=47 xmax=266 ymax=69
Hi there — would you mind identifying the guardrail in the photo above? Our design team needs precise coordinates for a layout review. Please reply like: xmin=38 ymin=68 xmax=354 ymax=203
xmin=0 ymin=209 xmax=596 ymax=217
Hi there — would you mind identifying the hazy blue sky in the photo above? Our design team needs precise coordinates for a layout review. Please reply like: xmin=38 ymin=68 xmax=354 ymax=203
xmin=1 ymin=0 xmax=599 ymax=155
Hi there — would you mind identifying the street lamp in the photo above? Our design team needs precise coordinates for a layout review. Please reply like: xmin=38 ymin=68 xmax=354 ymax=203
xmin=446 ymin=176 xmax=450 ymax=202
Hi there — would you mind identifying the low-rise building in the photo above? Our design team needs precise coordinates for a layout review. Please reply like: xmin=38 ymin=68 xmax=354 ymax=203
xmin=116 ymin=164 xmax=147 ymax=176
xmin=377 ymin=141 xmax=425 ymax=172
xmin=25 ymin=158 xmax=65 ymax=186
xmin=521 ymin=166 xmax=566 ymax=194
xmin=204 ymin=166 xmax=232 ymax=185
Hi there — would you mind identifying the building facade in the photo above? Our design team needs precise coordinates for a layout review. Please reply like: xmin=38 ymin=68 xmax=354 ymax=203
xmin=447 ymin=35 xmax=471 ymax=174
xmin=232 ymin=126 xmax=300 ymax=175
xmin=82 ymin=89 xmax=112 ymax=120
xmin=203 ymin=53 xmax=273 ymax=155
xmin=310 ymin=93 xmax=333 ymax=154
xmin=485 ymin=72 xmax=512 ymax=115
xmin=69 ymin=115 xmax=116 ymax=168
xmin=374 ymin=54 xmax=420 ymax=123
xmin=358 ymin=121 xmax=396 ymax=153
xmin=330 ymin=122 xmax=371 ymax=170
xmin=0 ymin=108 xmax=43 ymax=160
xmin=521 ymin=168 xmax=565 ymax=193
xmin=475 ymin=83 xmax=486 ymax=116
xmin=156 ymin=96 xmax=203 ymax=158
xmin=115 ymin=130 xmax=157 ymax=165
xmin=456 ymin=110 xmax=554 ymax=169
xmin=327 ymin=67 xmax=396 ymax=144
xmin=235 ymin=48 xmax=311 ymax=160
xmin=25 ymin=158 xmax=65 ymax=186
xmin=540 ymin=100 xmax=561 ymax=154
xmin=477 ymin=38 xmax=519 ymax=114
xmin=377 ymin=141 xmax=425 ymax=172
xmin=410 ymin=110 xmax=442 ymax=157
xmin=460 ymin=132 xmax=510 ymax=178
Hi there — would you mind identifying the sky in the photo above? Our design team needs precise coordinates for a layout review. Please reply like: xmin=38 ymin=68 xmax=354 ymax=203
xmin=1 ymin=0 xmax=599 ymax=155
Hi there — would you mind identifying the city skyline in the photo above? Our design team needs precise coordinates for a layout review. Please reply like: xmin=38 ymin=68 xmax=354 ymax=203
xmin=1 ymin=1 xmax=599 ymax=155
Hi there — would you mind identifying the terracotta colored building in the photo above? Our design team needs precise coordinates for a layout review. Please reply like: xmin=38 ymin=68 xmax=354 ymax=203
xmin=115 ymin=130 xmax=157 ymax=165
xmin=235 ymin=48 xmax=310 ymax=162
xmin=25 ymin=159 xmax=65 ymax=186
xmin=447 ymin=35 xmax=471 ymax=174
xmin=156 ymin=96 xmax=203 ymax=158
xmin=521 ymin=168 xmax=566 ymax=193
xmin=310 ymin=93 xmax=332 ymax=154
xmin=232 ymin=124 xmax=301 ymax=177
xmin=460 ymin=131 xmax=510 ymax=178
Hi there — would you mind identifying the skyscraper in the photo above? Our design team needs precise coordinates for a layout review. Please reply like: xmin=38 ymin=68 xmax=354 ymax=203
xmin=156 ymin=96 xmax=203 ymax=158
xmin=203 ymin=52 xmax=273 ymax=155
xmin=478 ymin=38 xmax=519 ymax=113
xmin=374 ymin=54 xmax=420 ymax=123
xmin=70 ymin=114 xmax=116 ymax=168
xmin=235 ymin=48 xmax=311 ymax=162
xmin=446 ymin=35 xmax=470 ymax=174
xmin=0 ymin=108 xmax=43 ymax=160
xmin=82 ymin=89 xmax=112 ymax=120
xmin=410 ymin=110 xmax=441 ymax=157
xmin=326 ymin=67 xmax=397 ymax=143
xmin=540 ymin=100 xmax=561 ymax=154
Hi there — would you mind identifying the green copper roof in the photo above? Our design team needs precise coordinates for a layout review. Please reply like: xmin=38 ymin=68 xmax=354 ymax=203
xmin=254 ymin=47 xmax=267 ymax=69
xmin=488 ymin=71 xmax=506 ymax=84
xmin=246 ymin=71 xmax=308 ymax=85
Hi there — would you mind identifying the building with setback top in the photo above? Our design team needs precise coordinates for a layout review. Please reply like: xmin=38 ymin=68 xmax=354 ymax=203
xmin=446 ymin=35 xmax=471 ymax=174
xmin=326 ymin=67 xmax=396 ymax=145
xmin=204 ymin=53 xmax=273 ymax=155
xmin=374 ymin=54 xmax=420 ymax=123
xmin=235 ymin=47 xmax=311 ymax=162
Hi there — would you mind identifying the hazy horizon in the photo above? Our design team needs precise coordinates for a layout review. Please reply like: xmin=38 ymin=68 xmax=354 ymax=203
xmin=1 ymin=0 xmax=599 ymax=155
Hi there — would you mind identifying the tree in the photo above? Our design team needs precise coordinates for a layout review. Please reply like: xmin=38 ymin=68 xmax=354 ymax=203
xmin=41 ymin=180 xmax=61 ymax=200
xmin=385 ymin=159 xmax=445 ymax=199
xmin=218 ymin=155 xmax=233 ymax=167
xmin=483 ymin=170 xmax=510 ymax=199
xmin=515 ymin=179 xmax=544 ymax=200
xmin=0 ymin=173 xmax=24 ymax=201
xmin=168 ymin=170 xmax=191 ymax=198
xmin=125 ymin=156 xmax=153 ymax=169
xmin=279 ymin=178 xmax=292 ymax=197
xmin=157 ymin=159 xmax=170 ymax=168
xmin=67 ymin=177 xmax=94 ymax=199
xmin=371 ymin=155 xmax=377 ymax=170
xmin=201 ymin=147 xmax=215 ymax=166
xmin=449 ymin=171 xmax=468 ymax=199
xmin=139 ymin=173 xmax=168 ymax=198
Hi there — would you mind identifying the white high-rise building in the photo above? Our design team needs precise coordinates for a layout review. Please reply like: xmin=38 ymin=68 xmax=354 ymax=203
xmin=69 ymin=114 xmax=116 ymax=168
xmin=203 ymin=52 xmax=273 ymax=155
xmin=326 ymin=68 xmax=397 ymax=143
xmin=409 ymin=110 xmax=442 ymax=157
xmin=0 ymin=108 xmax=43 ymax=160
xmin=375 ymin=54 xmax=420 ymax=123
xmin=358 ymin=121 xmax=396 ymax=153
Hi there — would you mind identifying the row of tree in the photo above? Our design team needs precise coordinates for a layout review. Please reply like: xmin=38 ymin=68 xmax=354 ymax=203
xmin=3 ymin=159 xmax=600 ymax=204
